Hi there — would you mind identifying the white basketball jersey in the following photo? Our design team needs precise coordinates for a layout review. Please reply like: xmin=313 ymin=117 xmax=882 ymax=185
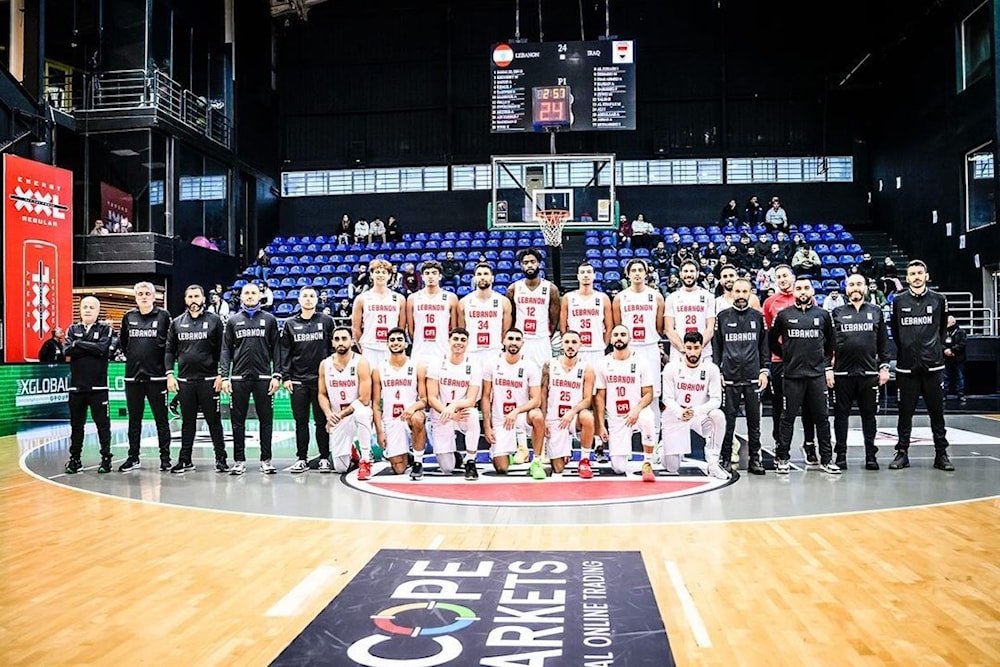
xmin=715 ymin=295 xmax=733 ymax=313
xmin=545 ymin=359 xmax=587 ymax=422
xmin=484 ymin=356 xmax=540 ymax=422
xmin=410 ymin=290 xmax=452 ymax=358
xmin=566 ymin=292 xmax=606 ymax=352
xmin=360 ymin=290 xmax=402 ymax=350
xmin=513 ymin=280 xmax=553 ymax=340
xmin=324 ymin=354 xmax=361 ymax=411
xmin=462 ymin=292 xmax=505 ymax=352
xmin=665 ymin=287 xmax=716 ymax=359
xmin=428 ymin=355 xmax=481 ymax=406
xmin=378 ymin=359 xmax=419 ymax=420
xmin=662 ymin=360 xmax=722 ymax=409
xmin=617 ymin=287 xmax=659 ymax=348
xmin=595 ymin=352 xmax=653 ymax=419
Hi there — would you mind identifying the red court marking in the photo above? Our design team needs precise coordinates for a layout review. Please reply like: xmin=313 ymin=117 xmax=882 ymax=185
xmin=369 ymin=479 xmax=710 ymax=503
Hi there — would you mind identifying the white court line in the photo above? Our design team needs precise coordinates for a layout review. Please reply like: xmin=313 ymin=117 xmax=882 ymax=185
xmin=266 ymin=565 xmax=344 ymax=617
xmin=427 ymin=535 xmax=445 ymax=550
xmin=665 ymin=560 xmax=712 ymax=648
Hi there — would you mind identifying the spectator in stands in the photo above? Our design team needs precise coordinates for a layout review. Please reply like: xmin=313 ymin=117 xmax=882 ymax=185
xmin=617 ymin=214 xmax=633 ymax=248
xmin=764 ymin=196 xmax=790 ymax=233
xmin=713 ymin=254 xmax=733 ymax=280
xmin=701 ymin=272 xmax=718 ymax=294
xmin=348 ymin=262 xmax=370 ymax=299
xmin=857 ymin=251 xmax=876 ymax=279
xmin=353 ymin=217 xmax=371 ymax=246
xmin=688 ymin=241 xmax=702 ymax=260
xmin=441 ymin=250 xmax=463 ymax=290
xmin=666 ymin=232 xmax=683 ymax=255
xmin=743 ymin=246 xmax=763 ymax=271
xmin=652 ymin=241 xmax=670 ymax=274
xmin=822 ymin=288 xmax=845 ymax=312
xmin=791 ymin=242 xmax=822 ymax=276
xmin=663 ymin=272 xmax=681 ymax=295
xmin=754 ymin=232 xmax=771 ymax=257
xmin=631 ymin=213 xmax=655 ymax=249
xmin=398 ymin=263 xmax=422 ymax=296
xmin=90 ymin=219 xmax=109 ymax=236
xmin=703 ymin=241 xmax=719 ymax=263
xmin=670 ymin=246 xmax=692 ymax=273
xmin=755 ymin=258 xmax=777 ymax=296
xmin=370 ymin=217 xmax=387 ymax=245
xmin=117 ymin=217 xmax=133 ymax=233
xmin=252 ymin=248 xmax=271 ymax=282
xmin=866 ymin=279 xmax=888 ymax=308
xmin=386 ymin=215 xmax=400 ymax=243
xmin=742 ymin=195 xmax=765 ymax=227
xmin=258 ymin=280 xmax=275 ymax=311
xmin=318 ymin=289 xmax=332 ymax=311
xmin=336 ymin=214 xmax=353 ymax=246
xmin=207 ymin=290 xmax=230 ymax=322
xmin=879 ymin=256 xmax=901 ymax=294
xmin=942 ymin=315 xmax=967 ymax=402
xmin=775 ymin=231 xmax=792 ymax=258
xmin=38 ymin=327 xmax=66 ymax=363
xmin=334 ymin=297 xmax=352 ymax=330
xmin=720 ymin=199 xmax=740 ymax=229
xmin=735 ymin=233 xmax=753 ymax=261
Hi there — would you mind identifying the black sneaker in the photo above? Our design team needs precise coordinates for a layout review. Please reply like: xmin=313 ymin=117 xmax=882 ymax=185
xmin=933 ymin=452 xmax=955 ymax=471
xmin=98 ymin=457 xmax=113 ymax=474
xmin=721 ymin=460 xmax=733 ymax=474
xmin=865 ymin=457 xmax=880 ymax=471
xmin=464 ymin=460 xmax=479 ymax=481
xmin=802 ymin=443 xmax=819 ymax=466
xmin=118 ymin=458 xmax=140 ymax=473
xmin=410 ymin=461 xmax=424 ymax=480
xmin=454 ymin=451 xmax=464 ymax=468
xmin=747 ymin=458 xmax=766 ymax=475
xmin=170 ymin=461 xmax=195 ymax=474
xmin=65 ymin=458 xmax=82 ymax=474
xmin=835 ymin=455 xmax=848 ymax=470
xmin=159 ymin=459 xmax=172 ymax=472
xmin=595 ymin=445 xmax=609 ymax=464
xmin=888 ymin=450 xmax=910 ymax=470
xmin=215 ymin=459 xmax=230 ymax=473
xmin=958 ymin=394 xmax=967 ymax=403
xmin=168 ymin=401 xmax=181 ymax=419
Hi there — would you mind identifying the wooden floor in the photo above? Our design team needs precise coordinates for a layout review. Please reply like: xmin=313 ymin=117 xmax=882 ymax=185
xmin=2 ymin=435 xmax=999 ymax=666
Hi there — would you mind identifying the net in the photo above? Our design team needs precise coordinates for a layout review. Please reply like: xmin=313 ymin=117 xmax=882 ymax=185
xmin=536 ymin=210 xmax=570 ymax=247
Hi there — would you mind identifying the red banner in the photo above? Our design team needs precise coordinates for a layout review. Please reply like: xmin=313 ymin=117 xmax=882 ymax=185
xmin=100 ymin=182 xmax=133 ymax=233
xmin=4 ymin=154 xmax=74 ymax=362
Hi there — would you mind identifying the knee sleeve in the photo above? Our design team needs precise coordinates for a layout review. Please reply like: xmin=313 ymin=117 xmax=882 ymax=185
xmin=610 ymin=454 xmax=630 ymax=475
xmin=662 ymin=453 xmax=681 ymax=473
xmin=333 ymin=454 xmax=352 ymax=473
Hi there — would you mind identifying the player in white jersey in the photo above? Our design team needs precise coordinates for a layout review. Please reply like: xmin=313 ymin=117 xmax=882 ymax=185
xmin=540 ymin=330 xmax=596 ymax=477
xmin=372 ymin=327 xmax=427 ymax=478
xmin=459 ymin=262 xmax=512 ymax=375
xmin=593 ymin=324 xmax=657 ymax=481
xmin=406 ymin=260 xmax=458 ymax=364
xmin=318 ymin=326 xmax=375 ymax=479
xmin=661 ymin=331 xmax=730 ymax=480
xmin=715 ymin=265 xmax=762 ymax=313
xmin=664 ymin=259 xmax=716 ymax=363
xmin=426 ymin=327 xmax=483 ymax=480
xmin=482 ymin=328 xmax=544 ymax=476
xmin=507 ymin=248 xmax=560 ymax=368
xmin=352 ymin=258 xmax=405 ymax=369
xmin=561 ymin=261 xmax=613 ymax=367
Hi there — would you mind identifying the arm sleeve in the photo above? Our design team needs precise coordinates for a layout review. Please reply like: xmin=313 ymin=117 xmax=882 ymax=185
xmin=822 ymin=312 xmax=835 ymax=368
xmin=876 ymin=310 xmax=889 ymax=367
xmin=694 ymin=364 xmax=723 ymax=414
xmin=278 ymin=319 xmax=292 ymax=378
xmin=164 ymin=319 xmax=178 ymax=372
xmin=768 ymin=313 xmax=783 ymax=359
xmin=219 ymin=319 xmax=234 ymax=377
xmin=757 ymin=314 xmax=770 ymax=371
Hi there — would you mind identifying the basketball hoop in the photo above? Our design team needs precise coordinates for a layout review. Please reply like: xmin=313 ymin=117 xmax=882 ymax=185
xmin=536 ymin=210 xmax=569 ymax=247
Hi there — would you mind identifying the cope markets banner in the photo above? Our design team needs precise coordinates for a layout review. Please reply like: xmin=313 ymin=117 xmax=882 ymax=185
xmin=4 ymin=154 xmax=74 ymax=362
xmin=272 ymin=549 xmax=675 ymax=667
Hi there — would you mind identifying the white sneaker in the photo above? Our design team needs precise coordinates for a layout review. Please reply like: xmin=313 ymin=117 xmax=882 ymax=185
xmin=289 ymin=459 xmax=308 ymax=474
xmin=318 ymin=458 xmax=332 ymax=473
xmin=706 ymin=462 xmax=732 ymax=480
xmin=775 ymin=459 xmax=791 ymax=474
xmin=229 ymin=461 xmax=246 ymax=476
xmin=260 ymin=460 xmax=277 ymax=474
xmin=820 ymin=461 xmax=842 ymax=475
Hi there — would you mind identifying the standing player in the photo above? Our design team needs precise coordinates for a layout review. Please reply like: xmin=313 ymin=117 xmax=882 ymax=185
xmin=831 ymin=273 xmax=890 ymax=471
xmin=661 ymin=331 xmax=731 ymax=480
xmin=459 ymin=262 xmax=512 ymax=373
xmin=63 ymin=296 xmax=114 ymax=474
xmin=507 ymin=248 xmax=560 ymax=368
xmin=716 ymin=265 xmax=762 ymax=312
xmin=481 ymin=329 xmax=545 ymax=478
xmin=540 ymin=330 xmax=596 ymax=477
xmin=353 ymin=258 xmax=406 ymax=369
xmin=118 ymin=281 xmax=173 ymax=472
xmin=220 ymin=282 xmax=282 ymax=475
xmin=426 ymin=327 xmax=482 ymax=480
xmin=612 ymin=259 xmax=664 ymax=433
xmin=889 ymin=260 xmax=953 ymax=471
xmin=372 ymin=328 xmax=427 ymax=477
xmin=713 ymin=277 xmax=769 ymax=475
xmin=280 ymin=286 xmax=336 ymax=473
xmin=561 ymin=261 xmax=613 ymax=366
xmin=164 ymin=285 xmax=227 ymax=473
xmin=318 ymin=327 xmax=375 ymax=478
xmin=664 ymin=259 xmax=716 ymax=362
xmin=406 ymin=260 xmax=458 ymax=365
xmin=593 ymin=325 xmax=657 ymax=481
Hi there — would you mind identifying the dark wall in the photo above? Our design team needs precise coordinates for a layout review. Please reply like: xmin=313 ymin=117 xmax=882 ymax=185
xmin=235 ymin=0 xmax=278 ymax=176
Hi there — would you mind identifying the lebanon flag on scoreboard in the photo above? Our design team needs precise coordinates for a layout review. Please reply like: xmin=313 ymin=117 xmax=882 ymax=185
xmin=3 ymin=154 xmax=74 ymax=363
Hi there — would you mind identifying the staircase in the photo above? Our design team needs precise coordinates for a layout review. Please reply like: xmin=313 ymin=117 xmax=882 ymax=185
xmin=848 ymin=228 xmax=909 ymax=268
xmin=554 ymin=233 xmax=588 ymax=291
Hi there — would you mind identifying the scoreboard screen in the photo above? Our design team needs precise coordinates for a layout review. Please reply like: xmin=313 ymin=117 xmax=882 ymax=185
xmin=491 ymin=40 xmax=636 ymax=133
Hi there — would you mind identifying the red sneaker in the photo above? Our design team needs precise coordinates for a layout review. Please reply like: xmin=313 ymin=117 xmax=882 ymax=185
xmin=578 ymin=458 xmax=593 ymax=479
xmin=641 ymin=461 xmax=655 ymax=482
xmin=357 ymin=460 xmax=372 ymax=481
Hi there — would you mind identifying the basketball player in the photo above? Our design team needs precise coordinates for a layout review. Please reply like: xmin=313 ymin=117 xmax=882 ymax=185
xmin=318 ymin=326 xmax=375 ymax=479
xmin=481 ymin=328 xmax=545 ymax=478
xmin=716 ymin=265 xmax=762 ymax=312
xmin=664 ymin=259 xmax=716 ymax=362
xmin=540 ymin=330 xmax=596 ymax=477
xmin=458 ymin=262 xmax=512 ymax=373
xmin=406 ymin=260 xmax=458 ymax=365
xmin=280 ymin=286 xmax=335 ymax=473
xmin=426 ymin=327 xmax=483 ymax=480
xmin=220 ymin=282 xmax=282 ymax=475
xmin=118 ymin=281 xmax=172 ymax=472
xmin=593 ymin=324 xmax=657 ymax=481
xmin=507 ymin=248 xmax=560 ymax=367
xmin=372 ymin=328 xmax=427 ymax=477
xmin=661 ymin=331 xmax=731 ymax=480
xmin=561 ymin=261 xmax=613 ymax=366
xmin=164 ymin=284 xmax=227 ymax=474
xmin=63 ymin=296 xmax=114 ymax=475
xmin=352 ymin=258 xmax=406 ymax=369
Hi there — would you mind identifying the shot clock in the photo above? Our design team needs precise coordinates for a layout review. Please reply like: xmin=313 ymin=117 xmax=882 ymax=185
xmin=532 ymin=85 xmax=572 ymax=130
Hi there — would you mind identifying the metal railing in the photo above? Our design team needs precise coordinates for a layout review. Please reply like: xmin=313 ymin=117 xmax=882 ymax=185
xmin=42 ymin=68 xmax=231 ymax=149
xmin=939 ymin=291 xmax=996 ymax=336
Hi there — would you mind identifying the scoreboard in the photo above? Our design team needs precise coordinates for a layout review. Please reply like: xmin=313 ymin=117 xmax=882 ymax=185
xmin=490 ymin=40 xmax=636 ymax=133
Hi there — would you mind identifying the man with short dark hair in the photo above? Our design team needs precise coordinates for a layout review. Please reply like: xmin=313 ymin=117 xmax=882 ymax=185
xmin=39 ymin=327 xmax=67 ymax=363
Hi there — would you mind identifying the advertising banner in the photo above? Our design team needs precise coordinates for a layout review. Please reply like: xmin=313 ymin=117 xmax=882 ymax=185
xmin=99 ymin=181 xmax=133 ymax=232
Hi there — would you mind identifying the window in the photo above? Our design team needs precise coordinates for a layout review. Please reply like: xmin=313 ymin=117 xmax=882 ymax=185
xmin=149 ymin=180 xmax=165 ymax=206
xmin=965 ymin=142 xmax=996 ymax=231
xmin=178 ymin=175 xmax=226 ymax=201
xmin=960 ymin=2 xmax=991 ymax=91
xmin=727 ymin=156 xmax=852 ymax=184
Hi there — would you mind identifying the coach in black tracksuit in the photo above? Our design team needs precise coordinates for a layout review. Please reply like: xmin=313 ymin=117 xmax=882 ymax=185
xmin=165 ymin=285 xmax=227 ymax=473
xmin=769 ymin=277 xmax=837 ymax=473
xmin=220 ymin=282 xmax=282 ymax=474
xmin=64 ymin=296 xmax=114 ymax=473
xmin=280 ymin=286 xmax=336 ymax=470
xmin=119 ymin=282 xmax=173 ymax=472
xmin=831 ymin=274 xmax=890 ymax=471
xmin=713 ymin=277 xmax=769 ymax=475
xmin=889 ymin=260 xmax=953 ymax=471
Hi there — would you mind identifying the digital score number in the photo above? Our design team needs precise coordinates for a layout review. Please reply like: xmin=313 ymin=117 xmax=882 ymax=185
xmin=532 ymin=86 xmax=572 ymax=130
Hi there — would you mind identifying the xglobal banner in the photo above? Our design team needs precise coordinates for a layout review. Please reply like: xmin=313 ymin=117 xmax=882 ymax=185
xmin=272 ymin=549 xmax=674 ymax=667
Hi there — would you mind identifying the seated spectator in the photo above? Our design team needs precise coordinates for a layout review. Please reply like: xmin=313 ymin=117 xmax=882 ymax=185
xmin=767 ymin=242 xmax=787 ymax=264
xmin=207 ymin=290 xmax=230 ymax=322
xmin=336 ymin=214 xmax=353 ymax=246
xmin=743 ymin=246 xmax=763 ymax=271
xmin=879 ymin=256 xmax=901 ymax=294
xmin=89 ymin=219 xmax=109 ymax=236
xmin=712 ymin=254 xmax=733 ymax=280
xmin=652 ymin=241 xmax=670 ymax=274
xmin=258 ymin=280 xmax=274 ymax=311
xmin=334 ymin=297 xmax=352 ymax=329
xmin=117 ymin=217 xmax=133 ymax=233
xmin=348 ymin=262 xmax=370 ymax=298
xmin=665 ymin=232 xmax=682 ymax=255
xmin=663 ymin=272 xmax=681 ymax=296
xmin=398 ymin=263 xmax=422 ymax=296
xmin=441 ymin=250 xmax=463 ymax=290
xmin=754 ymin=232 xmax=771 ymax=257
xmin=697 ymin=257 xmax=713 ymax=278
xmin=791 ymin=242 xmax=821 ymax=276
xmin=856 ymin=251 xmax=876 ymax=279
xmin=688 ymin=241 xmax=702 ymax=260
xmin=867 ymin=279 xmax=888 ymax=308
xmin=702 ymin=241 xmax=719 ymax=263
xmin=353 ymin=217 xmax=371 ymax=245
xmin=252 ymin=248 xmax=271 ymax=282
xmin=764 ymin=196 xmax=790 ymax=233
xmin=670 ymin=247 xmax=692 ymax=273
xmin=822 ymin=289 xmax=845 ymax=312
xmin=318 ymin=289 xmax=332 ymax=311
xmin=701 ymin=272 xmax=718 ymax=294
xmin=617 ymin=214 xmax=633 ymax=248
xmin=370 ymin=217 xmax=387 ymax=244
xmin=741 ymin=195 xmax=765 ymax=227
xmin=755 ymin=258 xmax=777 ymax=295
xmin=631 ymin=213 xmax=656 ymax=249
xmin=386 ymin=215 xmax=400 ymax=242
xmin=719 ymin=199 xmax=740 ymax=228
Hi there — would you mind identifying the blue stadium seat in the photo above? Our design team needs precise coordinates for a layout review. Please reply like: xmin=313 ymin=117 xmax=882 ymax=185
xmin=401 ymin=233 xmax=416 ymax=243
xmin=806 ymin=232 xmax=822 ymax=243
xmin=496 ymin=260 xmax=513 ymax=271
xmin=424 ymin=241 xmax=440 ymax=251
xmin=429 ymin=232 xmax=443 ymax=241
xmin=389 ymin=252 xmax=404 ymax=263
xmin=288 ymin=265 xmax=304 ymax=275
xmin=811 ymin=280 xmax=823 ymax=291
xmin=593 ymin=271 xmax=604 ymax=282
xmin=601 ymin=248 xmax=617 ymax=258
xmin=319 ymin=265 xmax=335 ymax=275
xmin=695 ymin=234 xmax=710 ymax=244
xmin=830 ymin=223 xmax=845 ymax=232
xmin=585 ymin=249 xmax=602 ymax=260
xmin=798 ymin=224 xmax=813 ymax=233
xmin=500 ymin=250 xmax=516 ymax=260
xmin=343 ymin=254 xmax=357 ymax=264
xmin=846 ymin=243 xmax=862 ymax=253
xmin=304 ymin=265 xmax=319 ymax=274
xmin=602 ymin=259 xmax=619 ymax=269
xmin=414 ymin=233 xmax=429 ymax=242
xmin=692 ymin=226 xmax=706 ymax=235
xmin=585 ymin=236 xmax=600 ymax=246
xmin=444 ymin=232 xmax=458 ymax=241
xmin=296 ymin=277 xmax=312 ymax=286
xmin=408 ymin=240 xmax=424 ymax=250
xmin=840 ymin=254 xmax=857 ymax=266
xmin=328 ymin=276 xmax=345 ymax=287
xmin=680 ymin=235 xmax=694 ymax=244
xmin=280 ymin=277 xmax=296 ymax=288
xmin=275 ymin=303 xmax=293 ymax=315
xmin=661 ymin=227 xmax=675 ymax=236
xmin=458 ymin=231 xmax=473 ymax=241
xmin=829 ymin=244 xmax=846 ymax=254
xmin=463 ymin=260 xmax=478 ymax=270
xmin=312 ymin=276 xmax=328 ymax=287
xmin=418 ymin=252 xmax=434 ymax=262
xmin=474 ymin=231 xmax=490 ymax=241
xmin=272 ymin=265 xmax=288 ymax=276
xmin=618 ymin=248 xmax=634 ymax=259
xmin=634 ymin=248 xmax=650 ymax=258
xmin=271 ymin=289 xmax=286 ymax=301
xmin=822 ymin=255 xmax=839 ymax=266
xmin=814 ymin=224 xmax=829 ymax=233
xmin=457 ymin=286 xmax=472 ymax=297
xmin=814 ymin=244 xmax=830 ymax=255
xmin=313 ymin=254 xmax=328 ymax=265
xmin=604 ymin=270 xmax=621 ymax=283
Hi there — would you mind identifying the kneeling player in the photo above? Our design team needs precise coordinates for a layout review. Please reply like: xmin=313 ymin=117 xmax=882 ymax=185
xmin=426 ymin=328 xmax=482 ymax=479
xmin=541 ymin=330 xmax=596 ymax=477
xmin=319 ymin=327 xmax=375 ymax=479
xmin=373 ymin=328 xmax=428 ymax=477
xmin=482 ymin=329 xmax=544 ymax=477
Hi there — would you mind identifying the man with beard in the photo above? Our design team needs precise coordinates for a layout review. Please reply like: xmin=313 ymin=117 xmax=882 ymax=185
xmin=280 ymin=286 xmax=336 ymax=473
xmin=769 ymin=277 xmax=838 ymax=474
xmin=165 ymin=284 xmax=227 ymax=473
xmin=318 ymin=326 xmax=375 ymax=478
xmin=459 ymin=262 xmax=512 ymax=374
xmin=540 ymin=330 xmax=596 ymax=478
xmin=221 ymin=282 xmax=283 ymax=475
xmin=507 ymin=248 xmax=561 ymax=368
xmin=593 ymin=325 xmax=657 ymax=481
xmin=661 ymin=331 xmax=731 ymax=480
xmin=372 ymin=328 xmax=427 ymax=477
xmin=715 ymin=266 xmax=762 ymax=312
xmin=830 ymin=273 xmax=890 ymax=471
xmin=426 ymin=328 xmax=483 ymax=480
xmin=713 ymin=278 xmax=769 ymax=475
xmin=352 ymin=258 xmax=406 ymax=369
xmin=406 ymin=260 xmax=458 ymax=366
xmin=481 ymin=329 xmax=544 ymax=478
xmin=664 ymin=260 xmax=717 ymax=365
xmin=561 ymin=261 xmax=613 ymax=367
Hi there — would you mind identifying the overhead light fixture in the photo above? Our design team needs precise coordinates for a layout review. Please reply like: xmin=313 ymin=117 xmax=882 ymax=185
xmin=110 ymin=148 xmax=140 ymax=157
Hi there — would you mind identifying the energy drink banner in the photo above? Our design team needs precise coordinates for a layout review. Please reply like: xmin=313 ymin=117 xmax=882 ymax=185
xmin=99 ymin=182 xmax=133 ymax=232
xmin=3 ymin=154 xmax=74 ymax=362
